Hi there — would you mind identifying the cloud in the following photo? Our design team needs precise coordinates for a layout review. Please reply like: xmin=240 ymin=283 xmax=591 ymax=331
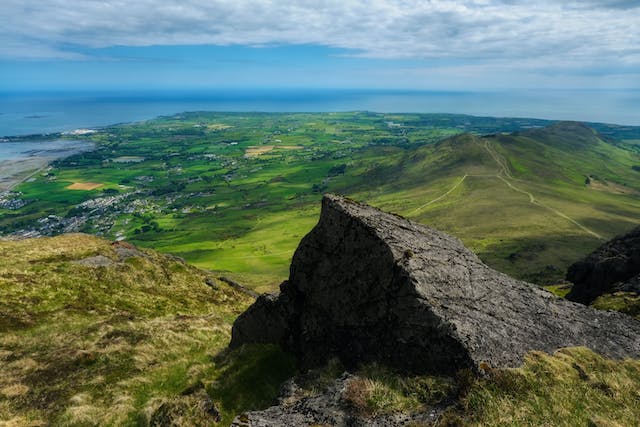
xmin=1 ymin=0 xmax=638 ymax=74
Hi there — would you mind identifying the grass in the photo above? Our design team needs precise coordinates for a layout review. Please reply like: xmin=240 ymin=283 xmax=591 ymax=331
xmin=453 ymin=347 xmax=640 ymax=426
xmin=592 ymin=292 xmax=640 ymax=319
xmin=0 ymin=234 xmax=296 ymax=426
xmin=282 ymin=347 xmax=640 ymax=426
xmin=209 ymin=345 xmax=296 ymax=425
xmin=342 ymin=364 xmax=456 ymax=417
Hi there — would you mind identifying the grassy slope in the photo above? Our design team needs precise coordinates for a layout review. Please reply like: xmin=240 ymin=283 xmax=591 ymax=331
xmin=456 ymin=347 xmax=640 ymax=426
xmin=348 ymin=123 xmax=640 ymax=283
xmin=0 ymin=234 xmax=295 ymax=426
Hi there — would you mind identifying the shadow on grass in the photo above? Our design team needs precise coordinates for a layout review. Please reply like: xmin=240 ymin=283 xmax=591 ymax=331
xmin=208 ymin=344 xmax=297 ymax=424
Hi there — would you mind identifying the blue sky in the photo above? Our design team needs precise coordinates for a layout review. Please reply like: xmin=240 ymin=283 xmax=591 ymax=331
xmin=1 ymin=0 xmax=639 ymax=91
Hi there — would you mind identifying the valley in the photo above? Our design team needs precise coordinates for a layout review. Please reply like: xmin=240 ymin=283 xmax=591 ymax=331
xmin=1 ymin=113 xmax=640 ymax=289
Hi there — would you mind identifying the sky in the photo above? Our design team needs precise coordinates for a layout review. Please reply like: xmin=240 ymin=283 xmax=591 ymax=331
xmin=1 ymin=0 xmax=639 ymax=91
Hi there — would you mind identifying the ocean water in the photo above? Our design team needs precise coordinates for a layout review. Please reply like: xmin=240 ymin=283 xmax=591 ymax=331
xmin=0 ymin=89 xmax=638 ymax=137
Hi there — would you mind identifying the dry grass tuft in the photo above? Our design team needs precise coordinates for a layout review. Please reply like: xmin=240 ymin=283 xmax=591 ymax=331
xmin=457 ymin=347 xmax=640 ymax=426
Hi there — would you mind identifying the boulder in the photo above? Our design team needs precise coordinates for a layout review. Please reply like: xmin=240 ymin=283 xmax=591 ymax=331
xmin=566 ymin=226 xmax=640 ymax=304
xmin=231 ymin=195 xmax=640 ymax=374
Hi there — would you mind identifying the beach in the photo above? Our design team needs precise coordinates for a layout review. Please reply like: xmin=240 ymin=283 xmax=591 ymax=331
xmin=0 ymin=139 xmax=94 ymax=191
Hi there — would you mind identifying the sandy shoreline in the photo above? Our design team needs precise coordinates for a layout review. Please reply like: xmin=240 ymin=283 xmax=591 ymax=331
xmin=0 ymin=140 xmax=95 ymax=191
xmin=0 ymin=158 xmax=50 ymax=191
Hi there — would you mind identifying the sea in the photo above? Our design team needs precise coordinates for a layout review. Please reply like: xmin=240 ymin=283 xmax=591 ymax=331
xmin=1 ymin=89 xmax=639 ymax=138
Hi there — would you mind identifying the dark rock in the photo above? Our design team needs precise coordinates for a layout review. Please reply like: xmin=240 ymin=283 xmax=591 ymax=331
xmin=231 ymin=374 xmax=441 ymax=427
xmin=566 ymin=226 xmax=640 ymax=304
xmin=615 ymin=274 xmax=640 ymax=294
xmin=219 ymin=276 xmax=259 ymax=298
xmin=204 ymin=277 xmax=219 ymax=290
xmin=231 ymin=195 xmax=640 ymax=374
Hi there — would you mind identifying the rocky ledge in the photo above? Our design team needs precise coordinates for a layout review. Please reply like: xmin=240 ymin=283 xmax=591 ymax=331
xmin=231 ymin=195 xmax=640 ymax=374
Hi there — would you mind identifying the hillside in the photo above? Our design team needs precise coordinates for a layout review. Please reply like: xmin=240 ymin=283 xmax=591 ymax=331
xmin=0 ymin=234 xmax=295 ymax=426
xmin=2 ymin=114 xmax=639 ymax=287
xmin=351 ymin=122 xmax=640 ymax=283
xmin=2 ymin=202 xmax=640 ymax=426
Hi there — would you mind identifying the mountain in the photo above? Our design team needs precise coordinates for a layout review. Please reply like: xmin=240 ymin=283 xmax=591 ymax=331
xmin=345 ymin=121 xmax=640 ymax=284
xmin=3 ymin=114 xmax=640 ymax=290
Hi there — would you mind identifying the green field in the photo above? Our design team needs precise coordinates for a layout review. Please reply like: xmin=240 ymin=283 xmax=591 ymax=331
xmin=2 ymin=113 xmax=640 ymax=288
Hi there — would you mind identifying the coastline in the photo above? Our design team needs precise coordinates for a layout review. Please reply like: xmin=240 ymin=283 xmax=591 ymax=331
xmin=0 ymin=139 xmax=95 ymax=192
xmin=0 ymin=158 xmax=50 ymax=191
xmin=1 ymin=90 xmax=639 ymax=137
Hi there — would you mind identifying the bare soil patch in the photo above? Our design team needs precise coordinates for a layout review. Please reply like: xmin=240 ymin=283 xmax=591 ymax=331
xmin=66 ymin=182 xmax=103 ymax=190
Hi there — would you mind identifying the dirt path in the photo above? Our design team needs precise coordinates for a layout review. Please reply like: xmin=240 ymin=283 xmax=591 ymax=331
xmin=408 ymin=139 xmax=604 ymax=240
xmin=482 ymin=141 xmax=604 ymax=240
xmin=410 ymin=174 xmax=468 ymax=215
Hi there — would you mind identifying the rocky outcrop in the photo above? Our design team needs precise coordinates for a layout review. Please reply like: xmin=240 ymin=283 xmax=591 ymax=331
xmin=566 ymin=226 xmax=640 ymax=304
xmin=231 ymin=195 xmax=640 ymax=374
xmin=231 ymin=374 xmax=442 ymax=427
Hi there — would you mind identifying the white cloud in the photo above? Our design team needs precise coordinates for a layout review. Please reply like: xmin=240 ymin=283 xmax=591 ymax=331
xmin=1 ymin=0 xmax=638 ymax=72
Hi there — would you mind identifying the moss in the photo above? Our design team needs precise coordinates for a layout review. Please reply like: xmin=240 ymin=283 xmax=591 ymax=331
xmin=544 ymin=283 xmax=572 ymax=298
xmin=591 ymin=292 xmax=640 ymax=319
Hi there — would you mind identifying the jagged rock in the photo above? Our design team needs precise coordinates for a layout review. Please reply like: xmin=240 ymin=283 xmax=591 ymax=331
xmin=566 ymin=226 xmax=640 ymax=304
xmin=231 ymin=195 xmax=640 ymax=374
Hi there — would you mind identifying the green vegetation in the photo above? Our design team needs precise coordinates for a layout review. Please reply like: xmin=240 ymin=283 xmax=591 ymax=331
xmin=2 ymin=113 xmax=640 ymax=288
xmin=543 ymin=283 xmax=572 ymax=298
xmin=453 ymin=347 xmax=640 ymax=426
xmin=342 ymin=364 xmax=456 ymax=417
xmin=592 ymin=292 xmax=640 ymax=319
xmin=287 ymin=347 xmax=640 ymax=426
xmin=211 ymin=345 xmax=296 ymax=425
xmin=0 ymin=234 xmax=295 ymax=425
